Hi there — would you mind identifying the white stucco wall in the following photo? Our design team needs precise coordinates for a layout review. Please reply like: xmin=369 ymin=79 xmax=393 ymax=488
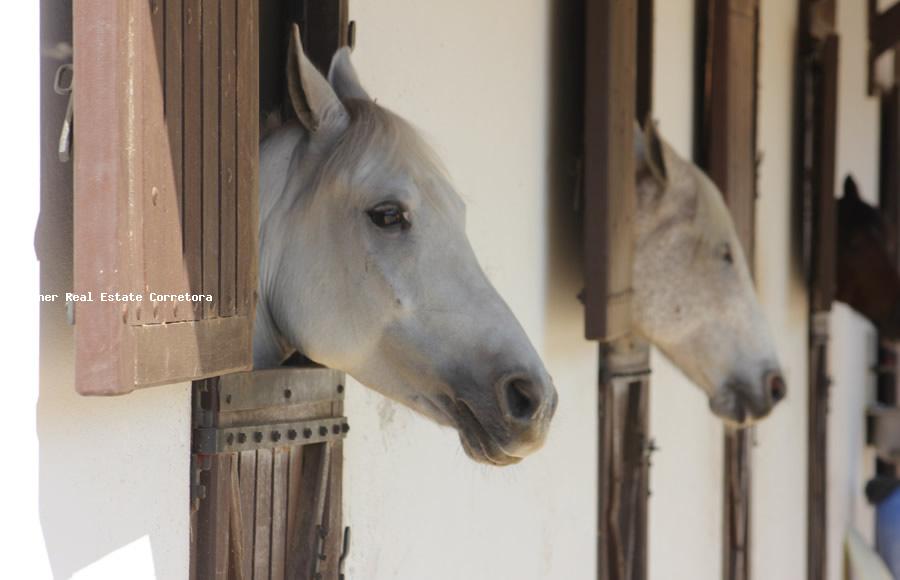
xmin=342 ymin=1 xmax=598 ymax=578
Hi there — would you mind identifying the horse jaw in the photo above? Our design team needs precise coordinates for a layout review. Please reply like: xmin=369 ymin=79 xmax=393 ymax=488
xmin=631 ymin=128 xmax=785 ymax=426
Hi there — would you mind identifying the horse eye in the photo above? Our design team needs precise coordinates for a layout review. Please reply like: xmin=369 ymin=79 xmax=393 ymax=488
xmin=367 ymin=203 xmax=411 ymax=231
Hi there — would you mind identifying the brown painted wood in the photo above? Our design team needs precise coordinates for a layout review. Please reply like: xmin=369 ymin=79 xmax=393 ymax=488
xmin=219 ymin=0 xmax=238 ymax=318
xmin=202 ymin=0 xmax=220 ymax=319
xmin=796 ymin=0 xmax=839 ymax=574
xmin=583 ymin=0 xmax=637 ymax=342
xmin=253 ymin=448 xmax=274 ymax=578
xmin=287 ymin=443 xmax=330 ymax=579
xmin=72 ymin=0 xmax=257 ymax=395
xmin=697 ymin=2 xmax=760 ymax=579
xmin=270 ymin=447 xmax=289 ymax=580
xmin=183 ymin=0 xmax=203 ymax=320
xmin=236 ymin=0 xmax=259 ymax=320
xmin=165 ymin=0 xmax=185 ymax=323
xmin=238 ymin=450 xmax=257 ymax=580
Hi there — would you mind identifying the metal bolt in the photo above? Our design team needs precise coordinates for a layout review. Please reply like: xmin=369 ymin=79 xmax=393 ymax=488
xmin=271 ymin=431 xmax=281 ymax=442
xmin=226 ymin=433 xmax=234 ymax=445
xmin=336 ymin=384 xmax=345 ymax=394
xmin=341 ymin=423 xmax=350 ymax=433
xmin=237 ymin=433 xmax=247 ymax=443
xmin=318 ymin=426 xmax=328 ymax=437
xmin=253 ymin=432 xmax=263 ymax=443
xmin=332 ymin=424 xmax=341 ymax=435
xmin=283 ymin=389 xmax=292 ymax=399
xmin=287 ymin=429 xmax=298 ymax=440
xmin=303 ymin=428 xmax=313 ymax=439
xmin=225 ymin=394 xmax=232 ymax=405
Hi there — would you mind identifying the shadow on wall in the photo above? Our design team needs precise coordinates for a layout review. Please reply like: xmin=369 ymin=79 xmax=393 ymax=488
xmin=36 ymin=2 xmax=190 ymax=578
xmin=542 ymin=0 xmax=585 ymax=352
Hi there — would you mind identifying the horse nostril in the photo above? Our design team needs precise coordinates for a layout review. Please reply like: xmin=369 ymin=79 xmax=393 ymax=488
xmin=502 ymin=378 xmax=540 ymax=422
xmin=768 ymin=373 xmax=787 ymax=403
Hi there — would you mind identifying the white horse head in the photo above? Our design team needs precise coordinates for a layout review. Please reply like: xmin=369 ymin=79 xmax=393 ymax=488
xmin=632 ymin=120 xmax=786 ymax=426
xmin=253 ymin=26 xmax=557 ymax=466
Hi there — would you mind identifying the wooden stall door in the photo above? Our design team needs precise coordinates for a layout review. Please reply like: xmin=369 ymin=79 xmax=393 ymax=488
xmin=191 ymin=369 xmax=348 ymax=580
xmin=72 ymin=0 xmax=259 ymax=394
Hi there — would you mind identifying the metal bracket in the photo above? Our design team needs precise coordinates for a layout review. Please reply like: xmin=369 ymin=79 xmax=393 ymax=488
xmin=194 ymin=417 xmax=349 ymax=454
xmin=54 ymin=64 xmax=73 ymax=162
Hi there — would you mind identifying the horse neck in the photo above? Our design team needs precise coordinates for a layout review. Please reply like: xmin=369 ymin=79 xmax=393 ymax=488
xmin=254 ymin=122 xmax=312 ymax=368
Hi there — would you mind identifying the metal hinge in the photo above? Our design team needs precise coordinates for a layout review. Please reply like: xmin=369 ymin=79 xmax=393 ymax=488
xmin=54 ymin=64 xmax=73 ymax=162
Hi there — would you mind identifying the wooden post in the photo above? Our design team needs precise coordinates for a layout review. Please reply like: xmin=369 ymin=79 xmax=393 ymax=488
xmin=585 ymin=1 xmax=654 ymax=580
xmin=696 ymin=1 xmax=760 ymax=579
xmin=795 ymin=2 xmax=839 ymax=577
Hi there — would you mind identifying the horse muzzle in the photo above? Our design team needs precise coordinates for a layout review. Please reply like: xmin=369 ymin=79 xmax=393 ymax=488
xmin=449 ymin=372 xmax=557 ymax=466
xmin=711 ymin=369 xmax=786 ymax=427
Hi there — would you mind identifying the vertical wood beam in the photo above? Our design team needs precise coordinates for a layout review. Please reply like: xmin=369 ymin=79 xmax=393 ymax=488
xmin=583 ymin=0 xmax=637 ymax=342
xmin=796 ymin=1 xmax=839 ymax=576
xmin=696 ymin=1 xmax=760 ymax=579
xmin=585 ymin=1 xmax=653 ymax=578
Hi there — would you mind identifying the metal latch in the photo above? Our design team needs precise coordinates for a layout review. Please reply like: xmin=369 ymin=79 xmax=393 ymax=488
xmin=54 ymin=64 xmax=73 ymax=162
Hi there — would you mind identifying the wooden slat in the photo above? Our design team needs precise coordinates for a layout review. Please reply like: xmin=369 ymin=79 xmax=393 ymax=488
xmin=219 ymin=0 xmax=238 ymax=318
xmin=254 ymin=449 xmax=274 ymax=579
xmin=195 ymin=455 xmax=233 ymax=580
xmin=270 ymin=447 xmax=290 ymax=580
xmin=286 ymin=445 xmax=305 ymax=556
xmin=287 ymin=443 xmax=329 ymax=579
xmin=202 ymin=0 xmax=220 ymax=319
xmin=583 ymin=0 xmax=637 ymax=341
xmin=183 ymin=0 xmax=203 ymax=319
xmin=235 ymin=0 xmax=259 ymax=317
xmin=144 ymin=0 xmax=190 ymax=326
xmin=165 ymin=0 xmax=185 ymax=322
xmin=238 ymin=451 xmax=257 ymax=580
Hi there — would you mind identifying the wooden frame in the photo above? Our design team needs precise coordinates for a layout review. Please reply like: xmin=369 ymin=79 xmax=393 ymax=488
xmin=695 ymin=1 xmax=760 ymax=579
xmin=584 ymin=1 xmax=654 ymax=579
xmin=795 ymin=2 xmax=839 ymax=577
xmin=72 ymin=0 xmax=259 ymax=395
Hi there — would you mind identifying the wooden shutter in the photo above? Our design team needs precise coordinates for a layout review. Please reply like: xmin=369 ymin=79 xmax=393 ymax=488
xmin=695 ymin=1 xmax=760 ymax=579
xmin=585 ymin=2 xmax=654 ymax=580
xmin=72 ymin=0 xmax=259 ymax=395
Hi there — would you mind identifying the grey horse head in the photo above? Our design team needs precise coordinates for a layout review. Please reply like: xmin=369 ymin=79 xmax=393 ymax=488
xmin=632 ymin=120 xmax=786 ymax=427
xmin=253 ymin=26 xmax=557 ymax=465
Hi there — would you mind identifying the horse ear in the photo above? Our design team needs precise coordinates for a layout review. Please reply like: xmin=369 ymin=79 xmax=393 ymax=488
xmin=328 ymin=47 xmax=370 ymax=101
xmin=286 ymin=24 xmax=348 ymax=133
xmin=844 ymin=175 xmax=861 ymax=201
xmin=635 ymin=116 xmax=669 ymax=190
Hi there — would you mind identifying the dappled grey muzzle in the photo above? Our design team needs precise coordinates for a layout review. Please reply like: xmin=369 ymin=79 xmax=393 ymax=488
xmin=711 ymin=369 xmax=786 ymax=427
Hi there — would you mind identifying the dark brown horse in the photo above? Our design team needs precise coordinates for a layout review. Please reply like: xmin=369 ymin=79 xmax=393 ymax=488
xmin=837 ymin=176 xmax=900 ymax=339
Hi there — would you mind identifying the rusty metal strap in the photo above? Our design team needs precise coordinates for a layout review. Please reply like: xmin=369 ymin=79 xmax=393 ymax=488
xmin=194 ymin=417 xmax=349 ymax=454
